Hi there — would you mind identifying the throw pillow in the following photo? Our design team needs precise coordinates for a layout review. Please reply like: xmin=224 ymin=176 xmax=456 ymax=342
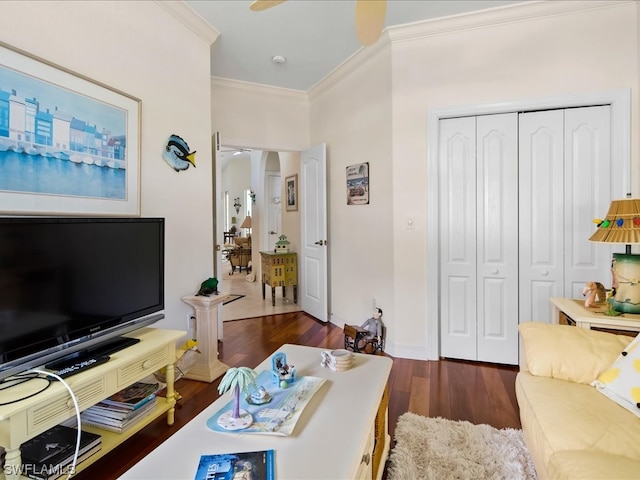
xmin=519 ymin=322 xmax=632 ymax=384
xmin=592 ymin=333 xmax=640 ymax=417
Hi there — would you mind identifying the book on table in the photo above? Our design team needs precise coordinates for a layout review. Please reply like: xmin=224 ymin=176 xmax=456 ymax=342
xmin=194 ymin=450 xmax=275 ymax=480
xmin=19 ymin=424 xmax=101 ymax=480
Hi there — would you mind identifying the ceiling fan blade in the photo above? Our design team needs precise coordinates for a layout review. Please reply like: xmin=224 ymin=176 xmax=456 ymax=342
xmin=355 ymin=0 xmax=387 ymax=46
xmin=249 ymin=0 xmax=286 ymax=12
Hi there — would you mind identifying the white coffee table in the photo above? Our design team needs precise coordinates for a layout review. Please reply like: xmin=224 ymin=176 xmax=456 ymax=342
xmin=119 ymin=344 xmax=393 ymax=480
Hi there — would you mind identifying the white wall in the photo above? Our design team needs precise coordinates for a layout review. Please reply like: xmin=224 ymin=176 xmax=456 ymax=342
xmin=310 ymin=47 xmax=394 ymax=332
xmin=212 ymin=79 xmax=310 ymax=152
xmin=389 ymin=0 xmax=639 ymax=359
xmin=222 ymin=156 xmax=251 ymax=229
xmin=1 ymin=1 xmax=217 ymax=337
xmin=209 ymin=1 xmax=640 ymax=359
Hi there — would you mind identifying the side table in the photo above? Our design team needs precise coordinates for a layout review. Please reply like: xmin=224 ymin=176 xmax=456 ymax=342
xmin=260 ymin=251 xmax=297 ymax=306
xmin=550 ymin=296 xmax=640 ymax=336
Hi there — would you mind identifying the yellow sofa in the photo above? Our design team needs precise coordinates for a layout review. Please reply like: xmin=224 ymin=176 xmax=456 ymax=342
xmin=517 ymin=322 xmax=640 ymax=479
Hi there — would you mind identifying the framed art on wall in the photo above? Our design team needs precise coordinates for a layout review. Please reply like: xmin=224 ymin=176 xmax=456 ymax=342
xmin=286 ymin=174 xmax=298 ymax=212
xmin=0 ymin=42 xmax=141 ymax=216
xmin=346 ymin=162 xmax=369 ymax=205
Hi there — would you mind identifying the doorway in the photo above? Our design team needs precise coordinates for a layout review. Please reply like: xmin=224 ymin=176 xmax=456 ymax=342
xmin=219 ymin=147 xmax=301 ymax=321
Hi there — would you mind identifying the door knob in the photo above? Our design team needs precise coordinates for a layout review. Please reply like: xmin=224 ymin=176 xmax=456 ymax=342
xmin=270 ymin=231 xmax=277 ymax=235
xmin=314 ymin=240 xmax=322 ymax=245
xmin=542 ymin=270 xmax=549 ymax=276
xmin=492 ymin=269 xmax=499 ymax=275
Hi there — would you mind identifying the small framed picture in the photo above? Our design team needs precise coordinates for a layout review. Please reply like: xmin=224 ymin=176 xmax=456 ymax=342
xmin=285 ymin=174 xmax=298 ymax=211
xmin=346 ymin=162 xmax=369 ymax=205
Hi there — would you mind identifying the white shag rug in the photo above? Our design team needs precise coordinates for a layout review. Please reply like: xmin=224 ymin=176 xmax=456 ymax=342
xmin=387 ymin=413 xmax=537 ymax=480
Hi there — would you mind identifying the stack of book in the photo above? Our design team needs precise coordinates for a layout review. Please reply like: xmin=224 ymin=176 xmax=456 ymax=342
xmin=80 ymin=381 xmax=160 ymax=433
xmin=20 ymin=425 xmax=101 ymax=480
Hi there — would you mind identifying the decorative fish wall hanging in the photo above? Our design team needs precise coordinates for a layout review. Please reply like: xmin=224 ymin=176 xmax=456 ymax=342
xmin=163 ymin=134 xmax=196 ymax=172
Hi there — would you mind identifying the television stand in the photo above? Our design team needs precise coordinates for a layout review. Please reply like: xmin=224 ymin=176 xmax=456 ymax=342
xmin=0 ymin=327 xmax=185 ymax=480
xmin=44 ymin=336 xmax=141 ymax=377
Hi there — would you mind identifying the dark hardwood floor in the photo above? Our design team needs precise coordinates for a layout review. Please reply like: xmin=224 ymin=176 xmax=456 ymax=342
xmin=74 ymin=312 xmax=520 ymax=479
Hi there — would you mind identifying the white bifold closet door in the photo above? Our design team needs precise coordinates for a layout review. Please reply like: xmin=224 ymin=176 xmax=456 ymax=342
xmin=439 ymin=113 xmax=519 ymax=364
xmin=440 ymin=106 xmax=612 ymax=365
xmin=518 ymin=106 xmax=612 ymax=324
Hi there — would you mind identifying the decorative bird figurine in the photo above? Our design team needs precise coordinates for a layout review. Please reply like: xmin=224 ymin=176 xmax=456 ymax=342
xmin=163 ymin=134 xmax=196 ymax=171
xmin=176 ymin=339 xmax=201 ymax=359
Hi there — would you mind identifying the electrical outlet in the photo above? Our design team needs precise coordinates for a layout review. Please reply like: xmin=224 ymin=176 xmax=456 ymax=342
xmin=187 ymin=313 xmax=196 ymax=329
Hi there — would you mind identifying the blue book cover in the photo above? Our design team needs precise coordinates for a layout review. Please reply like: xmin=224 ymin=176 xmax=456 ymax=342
xmin=194 ymin=450 xmax=275 ymax=480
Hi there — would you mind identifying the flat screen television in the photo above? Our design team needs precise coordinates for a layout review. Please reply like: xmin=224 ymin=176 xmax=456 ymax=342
xmin=0 ymin=217 xmax=165 ymax=381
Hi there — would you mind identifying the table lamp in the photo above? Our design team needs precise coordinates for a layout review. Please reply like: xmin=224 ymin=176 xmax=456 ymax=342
xmin=240 ymin=215 xmax=252 ymax=237
xmin=589 ymin=198 xmax=640 ymax=313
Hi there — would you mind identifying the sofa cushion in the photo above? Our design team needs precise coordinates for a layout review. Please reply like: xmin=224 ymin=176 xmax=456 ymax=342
xmin=519 ymin=322 xmax=631 ymax=384
xmin=516 ymin=372 xmax=640 ymax=474
xmin=548 ymin=450 xmax=640 ymax=480
xmin=592 ymin=333 xmax=640 ymax=417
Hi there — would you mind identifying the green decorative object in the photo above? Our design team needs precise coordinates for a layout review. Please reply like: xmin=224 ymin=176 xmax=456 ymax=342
xmin=611 ymin=253 xmax=640 ymax=314
xmin=197 ymin=277 xmax=219 ymax=296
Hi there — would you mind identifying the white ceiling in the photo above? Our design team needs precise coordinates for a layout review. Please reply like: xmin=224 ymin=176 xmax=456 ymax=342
xmin=185 ymin=0 xmax=523 ymax=92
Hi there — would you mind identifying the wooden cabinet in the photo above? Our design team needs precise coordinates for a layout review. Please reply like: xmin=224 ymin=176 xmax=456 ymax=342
xmin=0 ymin=328 xmax=185 ymax=480
xmin=260 ymin=251 xmax=297 ymax=306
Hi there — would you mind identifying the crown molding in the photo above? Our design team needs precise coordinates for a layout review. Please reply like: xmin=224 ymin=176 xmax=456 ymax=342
xmin=155 ymin=1 xmax=220 ymax=45
xmin=309 ymin=0 xmax=635 ymax=99
xmin=211 ymin=77 xmax=309 ymax=102
xmin=386 ymin=0 xmax=633 ymax=43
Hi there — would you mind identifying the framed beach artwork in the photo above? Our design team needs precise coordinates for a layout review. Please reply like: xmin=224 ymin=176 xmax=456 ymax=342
xmin=346 ymin=162 xmax=369 ymax=205
xmin=285 ymin=174 xmax=298 ymax=212
xmin=0 ymin=42 xmax=141 ymax=216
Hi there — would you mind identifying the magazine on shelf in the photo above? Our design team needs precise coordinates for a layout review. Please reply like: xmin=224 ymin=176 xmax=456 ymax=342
xmin=98 ymin=381 xmax=160 ymax=410
xmin=206 ymin=370 xmax=326 ymax=436
xmin=81 ymin=399 xmax=157 ymax=433
xmin=82 ymin=397 xmax=158 ymax=424
xmin=194 ymin=450 xmax=275 ymax=480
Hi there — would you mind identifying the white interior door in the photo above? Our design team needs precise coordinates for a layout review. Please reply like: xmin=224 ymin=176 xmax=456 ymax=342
xmin=212 ymin=132 xmax=225 ymax=338
xmin=519 ymin=106 xmax=613 ymax=323
xmin=519 ymin=110 xmax=565 ymax=324
xmin=439 ymin=116 xmax=477 ymax=360
xmin=300 ymin=143 xmax=328 ymax=321
xmin=564 ymin=106 xmax=613 ymax=298
xmin=476 ymin=114 xmax=519 ymax=364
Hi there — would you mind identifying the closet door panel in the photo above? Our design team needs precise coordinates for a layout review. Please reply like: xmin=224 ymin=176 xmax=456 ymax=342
xmin=476 ymin=113 xmax=518 ymax=364
xmin=564 ymin=106 xmax=613 ymax=297
xmin=439 ymin=117 xmax=477 ymax=360
xmin=519 ymin=110 xmax=564 ymax=323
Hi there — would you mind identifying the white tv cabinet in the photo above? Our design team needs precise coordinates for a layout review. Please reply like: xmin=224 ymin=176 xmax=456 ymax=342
xmin=0 ymin=327 xmax=185 ymax=480
xmin=121 ymin=344 xmax=393 ymax=480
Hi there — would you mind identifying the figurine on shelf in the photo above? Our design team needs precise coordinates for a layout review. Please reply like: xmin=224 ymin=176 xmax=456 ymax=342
xmin=216 ymin=367 xmax=257 ymax=430
xmin=197 ymin=277 xmax=219 ymax=296
xmin=360 ymin=307 xmax=384 ymax=342
xmin=247 ymin=385 xmax=272 ymax=405
xmin=583 ymin=281 xmax=606 ymax=308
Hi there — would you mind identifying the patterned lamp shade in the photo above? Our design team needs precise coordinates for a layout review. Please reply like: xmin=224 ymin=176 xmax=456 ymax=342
xmin=589 ymin=198 xmax=640 ymax=245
